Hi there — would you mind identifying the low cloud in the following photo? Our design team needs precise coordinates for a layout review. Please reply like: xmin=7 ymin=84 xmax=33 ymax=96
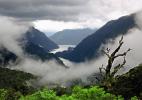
xmin=1 ymin=10 xmax=142 ymax=88
xmin=0 ymin=16 xmax=29 ymax=56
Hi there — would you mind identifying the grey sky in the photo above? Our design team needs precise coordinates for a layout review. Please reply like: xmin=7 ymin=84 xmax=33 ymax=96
xmin=0 ymin=0 xmax=142 ymax=32
xmin=0 ymin=0 xmax=89 ymax=21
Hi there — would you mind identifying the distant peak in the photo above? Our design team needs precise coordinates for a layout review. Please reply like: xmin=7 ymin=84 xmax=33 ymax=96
xmin=28 ymin=26 xmax=38 ymax=32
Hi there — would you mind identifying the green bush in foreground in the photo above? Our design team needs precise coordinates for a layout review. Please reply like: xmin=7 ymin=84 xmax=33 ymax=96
xmin=19 ymin=86 xmax=138 ymax=100
xmin=0 ymin=89 xmax=21 ymax=100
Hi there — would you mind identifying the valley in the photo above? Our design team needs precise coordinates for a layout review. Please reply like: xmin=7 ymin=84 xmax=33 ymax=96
xmin=0 ymin=1 xmax=142 ymax=100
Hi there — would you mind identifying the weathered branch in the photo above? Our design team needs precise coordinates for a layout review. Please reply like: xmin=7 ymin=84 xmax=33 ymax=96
xmin=102 ymin=36 xmax=131 ymax=79
xmin=111 ymin=41 xmax=123 ymax=57
xmin=99 ymin=64 xmax=106 ymax=74
xmin=114 ymin=48 xmax=131 ymax=59
xmin=102 ymin=50 xmax=110 ymax=58
xmin=110 ymin=56 xmax=126 ymax=77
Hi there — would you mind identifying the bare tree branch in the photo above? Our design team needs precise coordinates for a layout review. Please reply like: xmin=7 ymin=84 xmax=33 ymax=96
xmin=102 ymin=36 xmax=131 ymax=79
xmin=102 ymin=50 xmax=110 ymax=58
xmin=99 ymin=64 xmax=106 ymax=74
xmin=114 ymin=48 xmax=131 ymax=59
xmin=110 ymin=56 xmax=126 ymax=77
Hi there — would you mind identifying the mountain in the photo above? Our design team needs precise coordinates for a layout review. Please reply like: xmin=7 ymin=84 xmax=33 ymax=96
xmin=0 ymin=67 xmax=34 ymax=94
xmin=50 ymin=28 xmax=95 ymax=45
xmin=57 ymin=14 xmax=136 ymax=62
xmin=0 ymin=44 xmax=64 ymax=67
xmin=24 ymin=27 xmax=59 ymax=52
xmin=22 ymin=27 xmax=64 ymax=65
xmin=23 ymin=42 xmax=64 ymax=65
xmin=0 ymin=48 xmax=17 ymax=66
xmin=45 ymin=32 xmax=55 ymax=37
xmin=0 ymin=27 xmax=64 ymax=66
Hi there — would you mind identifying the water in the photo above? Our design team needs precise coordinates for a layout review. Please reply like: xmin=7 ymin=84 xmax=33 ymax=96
xmin=50 ymin=45 xmax=75 ymax=66
xmin=50 ymin=45 xmax=75 ymax=53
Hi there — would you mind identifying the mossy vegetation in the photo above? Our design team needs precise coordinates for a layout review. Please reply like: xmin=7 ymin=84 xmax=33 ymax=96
xmin=0 ymin=67 xmax=35 ymax=95
xmin=111 ymin=64 xmax=142 ymax=99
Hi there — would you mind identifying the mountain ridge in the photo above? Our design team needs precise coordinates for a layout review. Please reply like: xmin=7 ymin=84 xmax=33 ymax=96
xmin=50 ymin=28 xmax=95 ymax=45
xmin=56 ymin=14 xmax=136 ymax=62
xmin=24 ymin=27 xmax=59 ymax=52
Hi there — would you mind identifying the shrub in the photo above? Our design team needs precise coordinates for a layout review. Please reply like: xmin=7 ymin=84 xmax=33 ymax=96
xmin=20 ymin=86 xmax=125 ymax=100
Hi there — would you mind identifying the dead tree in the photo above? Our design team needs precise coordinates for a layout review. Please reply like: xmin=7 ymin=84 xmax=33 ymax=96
xmin=101 ymin=36 xmax=131 ymax=80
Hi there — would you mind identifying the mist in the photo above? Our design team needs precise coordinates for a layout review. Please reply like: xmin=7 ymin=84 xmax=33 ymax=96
xmin=0 ymin=11 xmax=142 ymax=87
xmin=12 ymin=28 xmax=142 ymax=86
xmin=0 ymin=16 xmax=29 ymax=56
xmin=11 ymin=57 xmax=107 ymax=86
xmin=0 ymin=15 xmax=103 ymax=86
xmin=33 ymin=11 xmax=142 ymax=86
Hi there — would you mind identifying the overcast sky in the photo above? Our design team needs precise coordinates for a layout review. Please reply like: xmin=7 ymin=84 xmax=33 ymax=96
xmin=0 ymin=0 xmax=142 ymax=33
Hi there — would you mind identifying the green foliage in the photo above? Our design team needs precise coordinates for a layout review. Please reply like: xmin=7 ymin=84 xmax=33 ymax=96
xmin=0 ymin=89 xmax=22 ymax=100
xmin=111 ymin=64 xmax=142 ymax=99
xmin=0 ymin=67 xmax=35 ymax=94
xmin=0 ymin=89 xmax=7 ymax=100
xmin=0 ymin=86 xmax=138 ymax=100
xmin=71 ymin=86 xmax=124 ymax=100
xmin=131 ymin=96 xmax=138 ymax=100
xmin=20 ymin=86 xmax=125 ymax=100
xmin=19 ymin=88 xmax=58 ymax=100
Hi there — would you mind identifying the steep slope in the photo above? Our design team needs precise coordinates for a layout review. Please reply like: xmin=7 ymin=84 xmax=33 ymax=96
xmin=23 ymin=42 xmax=64 ymax=65
xmin=0 ymin=48 xmax=17 ymax=66
xmin=50 ymin=28 xmax=95 ymax=45
xmin=111 ymin=64 xmax=142 ymax=99
xmin=24 ymin=27 xmax=59 ymax=52
xmin=0 ymin=27 xmax=64 ymax=66
xmin=0 ymin=44 xmax=64 ymax=66
xmin=0 ymin=67 xmax=35 ymax=94
xmin=57 ymin=14 xmax=136 ymax=62
xmin=22 ymin=27 xmax=64 ymax=64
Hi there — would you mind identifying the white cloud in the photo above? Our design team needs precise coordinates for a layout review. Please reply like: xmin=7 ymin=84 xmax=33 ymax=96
xmin=34 ymin=0 xmax=142 ymax=33
xmin=33 ymin=19 xmax=104 ymax=33
xmin=0 ymin=16 xmax=29 ymax=56
xmin=33 ymin=20 xmax=84 ymax=33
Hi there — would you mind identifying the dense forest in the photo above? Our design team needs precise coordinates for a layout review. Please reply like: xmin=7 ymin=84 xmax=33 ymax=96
xmin=0 ymin=64 xmax=141 ymax=100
